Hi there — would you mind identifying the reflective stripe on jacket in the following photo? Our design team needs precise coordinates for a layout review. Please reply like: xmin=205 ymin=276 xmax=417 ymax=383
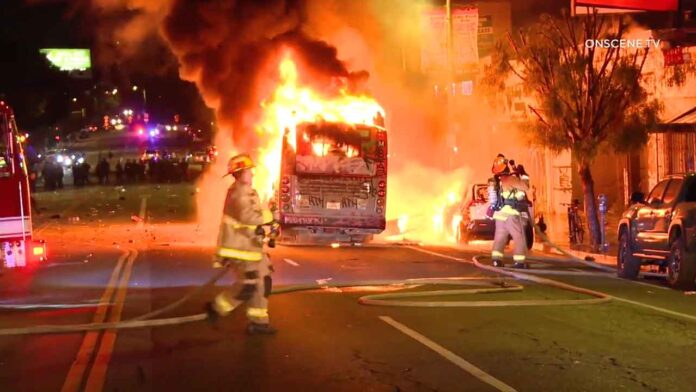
xmin=492 ymin=175 xmax=529 ymax=221
xmin=487 ymin=178 xmax=498 ymax=211
xmin=216 ymin=182 xmax=274 ymax=262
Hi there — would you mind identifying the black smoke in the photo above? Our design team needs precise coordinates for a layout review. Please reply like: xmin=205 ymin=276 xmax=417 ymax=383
xmin=161 ymin=0 xmax=369 ymax=148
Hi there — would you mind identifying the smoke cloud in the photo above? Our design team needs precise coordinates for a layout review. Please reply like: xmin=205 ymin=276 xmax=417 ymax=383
xmin=70 ymin=0 xmax=512 ymax=243
xmin=160 ymin=0 xmax=362 ymax=148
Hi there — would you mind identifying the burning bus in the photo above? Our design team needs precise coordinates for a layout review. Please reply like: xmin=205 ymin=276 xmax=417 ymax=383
xmin=277 ymin=115 xmax=387 ymax=244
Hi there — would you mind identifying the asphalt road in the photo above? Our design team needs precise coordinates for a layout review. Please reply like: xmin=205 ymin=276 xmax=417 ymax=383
xmin=2 ymin=184 xmax=696 ymax=391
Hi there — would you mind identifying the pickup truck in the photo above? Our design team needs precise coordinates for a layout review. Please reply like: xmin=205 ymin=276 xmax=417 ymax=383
xmin=617 ymin=173 xmax=696 ymax=289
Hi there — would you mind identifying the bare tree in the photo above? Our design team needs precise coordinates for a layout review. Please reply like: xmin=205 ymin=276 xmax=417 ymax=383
xmin=483 ymin=11 xmax=670 ymax=250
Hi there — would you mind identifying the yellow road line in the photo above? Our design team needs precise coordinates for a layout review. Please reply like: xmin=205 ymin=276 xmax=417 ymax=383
xmin=61 ymin=249 xmax=130 ymax=392
xmin=379 ymin=316 xmax=517 ymax=392
xmin=84 ymin=249 xmax=138 ymax=392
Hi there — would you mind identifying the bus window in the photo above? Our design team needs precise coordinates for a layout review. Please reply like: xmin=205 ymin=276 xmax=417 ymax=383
xmin=295 ymin=123 xmax=377 ymax=176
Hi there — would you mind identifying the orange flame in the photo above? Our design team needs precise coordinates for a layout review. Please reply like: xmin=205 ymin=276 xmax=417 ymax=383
xmin=383 ymin=165 xmax=470 ymax=244
xmin=197 ymin=51 xmax=471 ymax=246
xmin=253 ymin=53 xmax=385 ymax=201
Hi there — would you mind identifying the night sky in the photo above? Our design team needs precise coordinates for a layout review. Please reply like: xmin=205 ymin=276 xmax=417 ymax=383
xmin=0 ymin=0 xmax=678 ymax=134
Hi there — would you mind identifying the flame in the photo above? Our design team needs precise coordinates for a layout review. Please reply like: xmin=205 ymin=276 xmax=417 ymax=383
xmin=253 ymin=53 xmax=384 ymax=201
xmin=383 ymin=164 xmax=469 ymax=244
xmin=397 ymin=215 xmax=409 ymax=234
xmin=311 ymin=140 xmax=330 ymax=157
xmin=197 ymin=51 xmax=474 ymax=247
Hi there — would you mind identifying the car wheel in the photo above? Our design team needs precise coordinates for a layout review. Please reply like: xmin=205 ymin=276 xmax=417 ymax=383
xmin=525 ymin=222 xmax=534 ymax=250
xmin=617 ymin=230 xmax=641 ymax=280
xmin=667 ymin=236 xmax=696 ymax=290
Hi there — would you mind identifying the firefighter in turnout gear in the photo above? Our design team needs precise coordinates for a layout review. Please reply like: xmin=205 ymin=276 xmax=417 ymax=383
xmin=487 ymin=154 xmax=531 ymax=269
xmin=206 ymin=153 xmax=278 ymax=335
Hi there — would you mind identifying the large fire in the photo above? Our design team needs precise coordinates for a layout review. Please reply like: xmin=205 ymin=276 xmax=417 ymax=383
xmin=383 ymin=165 xmax=468 ymax=244
xmin=197 ymin=52 xmax=469 ymax=246
xmin=252 ymin=53 xmax=385 ymax=201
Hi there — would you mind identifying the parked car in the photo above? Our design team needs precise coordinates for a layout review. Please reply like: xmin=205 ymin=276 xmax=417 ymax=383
xmin=458 ymin=183 xmax=495 ymax=242
xmin=617 ymin=173 xmax=696 ymax=289
xmin=188 ymin=151 xmax=211 ymax=164
xmin=457 ymin=183 xmax=534 ymax=249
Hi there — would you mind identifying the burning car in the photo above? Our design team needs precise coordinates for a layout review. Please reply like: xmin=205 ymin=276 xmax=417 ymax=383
xmin=458 ymin=183 xmax=495 ymax=242
xmin=457 ymin=182 xmax=534 ymax=249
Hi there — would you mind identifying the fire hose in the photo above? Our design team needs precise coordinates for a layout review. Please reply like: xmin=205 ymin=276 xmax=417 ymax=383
xmin=0 ymin=268 xmax=611 ymax=336
xmin=0 ymin=225 xmax=617 ymax=336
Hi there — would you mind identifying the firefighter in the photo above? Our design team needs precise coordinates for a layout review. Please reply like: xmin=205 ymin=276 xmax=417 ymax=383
xmin=488 ymin=153 xmax=531 ymax=269
xmin=205 ymin=153 xmax=277 ymax=335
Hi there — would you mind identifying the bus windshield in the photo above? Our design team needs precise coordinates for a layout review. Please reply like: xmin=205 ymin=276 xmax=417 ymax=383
xmin=294 ymin=123 xmax=378 ymax=176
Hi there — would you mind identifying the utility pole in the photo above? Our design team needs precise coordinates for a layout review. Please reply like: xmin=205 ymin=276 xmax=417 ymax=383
xmin=446 ymin=0 xmax=455 ymax=169
xmin=446 ymin=0 xmax=454 ymax=83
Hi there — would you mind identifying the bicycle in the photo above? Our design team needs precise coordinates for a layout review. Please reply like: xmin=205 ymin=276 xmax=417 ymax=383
xmin=561 ymin=200 xmax=585 ymax=245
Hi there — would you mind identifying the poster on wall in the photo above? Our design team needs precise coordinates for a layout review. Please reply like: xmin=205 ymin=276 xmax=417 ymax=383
xmin=420 ymin=7 xmax=479 ymax=74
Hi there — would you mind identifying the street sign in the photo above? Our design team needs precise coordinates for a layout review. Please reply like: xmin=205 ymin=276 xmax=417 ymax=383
xmin=478 ymin=15 xmax=494 ymax=58
xmin=663 ymin=47 xmax=692 ymax=66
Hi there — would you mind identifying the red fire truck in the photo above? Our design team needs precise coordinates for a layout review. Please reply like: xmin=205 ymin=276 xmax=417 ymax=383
xmin=0 ymin=101 xmax=46 ymax=268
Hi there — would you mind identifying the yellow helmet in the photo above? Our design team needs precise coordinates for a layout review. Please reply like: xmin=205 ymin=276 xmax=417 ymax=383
xmin=227 ymin=153 xmax=255 ymax=175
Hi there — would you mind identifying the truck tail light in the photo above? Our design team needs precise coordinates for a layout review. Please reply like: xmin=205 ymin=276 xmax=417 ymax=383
xmin=28 ymin=240 xmax=47 ymax=263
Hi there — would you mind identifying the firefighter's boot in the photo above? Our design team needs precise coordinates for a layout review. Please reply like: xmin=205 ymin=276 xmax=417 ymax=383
xmin=492 ymin=259 xmax=504 ymax=268
xmin=247 ymin=322 xmax=277 ymax=335
xmin=512 ymin=262 xmax=529 ymax=269
xmin=204 ymin=302 xmax=219 ymax=324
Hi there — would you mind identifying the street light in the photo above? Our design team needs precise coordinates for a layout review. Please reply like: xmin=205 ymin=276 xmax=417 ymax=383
xmin=132 ymin=85 xmax=138 ymax=91
xmin=112 ymin=88 xmax=118 ymax=95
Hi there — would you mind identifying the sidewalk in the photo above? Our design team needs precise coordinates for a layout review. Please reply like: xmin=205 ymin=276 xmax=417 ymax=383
xmin=535 ymin=212 xmax=620 ymax=267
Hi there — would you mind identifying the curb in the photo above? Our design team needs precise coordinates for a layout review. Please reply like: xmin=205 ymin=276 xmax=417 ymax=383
xmin=532 ymin=242 xmax=616 ymax=267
